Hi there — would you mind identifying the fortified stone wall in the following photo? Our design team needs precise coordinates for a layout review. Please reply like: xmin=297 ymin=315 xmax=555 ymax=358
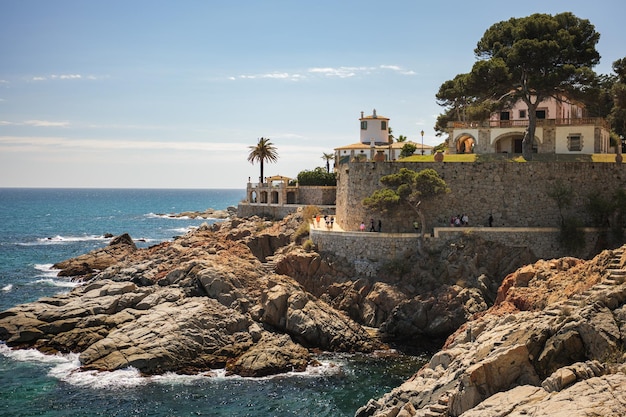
xmin=335 ymin=161 xmax=626 ymax=233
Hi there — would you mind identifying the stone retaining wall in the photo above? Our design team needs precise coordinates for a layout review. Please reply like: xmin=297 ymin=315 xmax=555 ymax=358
xmin=297 ymin=186 xmax=336 ymax=205
xmin=310 ymin=227 xmax=607 ymax=263
xmin=237 ymin=203 xmax=335 ymax=219
xmin=335 ymin=161 xmax=626 ymax=233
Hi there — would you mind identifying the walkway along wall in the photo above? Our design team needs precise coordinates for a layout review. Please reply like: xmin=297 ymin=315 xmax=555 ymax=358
xmin=335 ymin=161 xmax=626 ymax=234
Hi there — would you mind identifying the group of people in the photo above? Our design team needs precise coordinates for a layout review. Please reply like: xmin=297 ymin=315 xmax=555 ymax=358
xmin=314 ymin=214 xmax=335 ymax=229
xmin=450 ymin=213 xmax=469 ymax=227
xmin=449 ymin=213 xmax=496 ymax=227
xmin=360 ymin=218 xmax=382 ymax=232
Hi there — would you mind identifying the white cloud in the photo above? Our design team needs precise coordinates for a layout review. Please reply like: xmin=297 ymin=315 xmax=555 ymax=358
xmin=0 ymin=136 xmax=247 ymax=153
xmin=232 ymin=72 xmax=304 ymax=81
xmin=229 ymin=64 xmax=415 ymax=81
xmin=0 ymin=136 xmax=328 ymax=155
xmin=380 ymin=65 xmax=416 ymax=75
xmin=31 ymin=74 xmax=104 ymax=82
xmin=308 ymin=66 xmax=375 ymax=78
xmin=24 ymin=120 xmax=70 ymax=127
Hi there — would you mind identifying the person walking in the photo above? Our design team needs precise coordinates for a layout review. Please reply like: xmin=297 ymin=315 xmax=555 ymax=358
xmin=378 ymin=219 xmax=382 ymax=232
xmin=369 ymin=219 xmax=375 ymax=232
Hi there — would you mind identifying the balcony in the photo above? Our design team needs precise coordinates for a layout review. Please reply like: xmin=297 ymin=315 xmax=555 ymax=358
xmin=448 ymin=117 xmax=608 ymax=129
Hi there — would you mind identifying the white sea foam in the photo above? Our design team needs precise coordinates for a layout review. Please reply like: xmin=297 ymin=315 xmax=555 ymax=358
xmin=0 ymin=344 xmax=343 ymax=390
xmin=32 ymin=278 xmax=81 ymax=288
xmin=169 ymin=226 xmax=198 ymax=234
xmin=34 ymin=263 xmax=59 ymax=277
xmin=0 ymin=343 xmax=74 ymax=365
xmin=2 ymin=284 xmax=13 ymax=292
xmin=19 ymin=234 xmax=110 ymax=246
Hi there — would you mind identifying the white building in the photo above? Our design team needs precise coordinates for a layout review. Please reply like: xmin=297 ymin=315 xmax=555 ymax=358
xmin=335 ymin=109 xmax=432 ymax=165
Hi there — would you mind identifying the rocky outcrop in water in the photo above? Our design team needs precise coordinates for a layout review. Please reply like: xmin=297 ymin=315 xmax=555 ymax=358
xmin=355 ymin=247 xmax=626 ymax=417
xmin=0 ymin=214 xmax=379 ymax=377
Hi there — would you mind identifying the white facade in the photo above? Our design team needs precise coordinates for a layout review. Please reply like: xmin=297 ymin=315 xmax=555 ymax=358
xmin=359 ymin=109 xmax=390 ymax=145
xmin=335 ymin=110 xmax=433 ymax=165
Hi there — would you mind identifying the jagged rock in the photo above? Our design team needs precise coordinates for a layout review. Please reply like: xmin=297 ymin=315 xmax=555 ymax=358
xmin=225 ymin=332 xmax=309 ymax=377
xmin=53 ymin=233 xmax=137 ymax=277
xmin=79 ymin=296 xmax=254 ymax=374
xmin=0 ymin=214 xmax=379 ymax=377
xmin=355 ymin=247 xmax=626 ymax=417
xmin=257 ymin=278 xmax=380 ymax=352
xmin=379 ymin=285 xmax=487 ymax=342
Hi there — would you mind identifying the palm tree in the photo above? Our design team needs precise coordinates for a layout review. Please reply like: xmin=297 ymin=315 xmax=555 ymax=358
xmin=247 ymin=137 xmax=278 ymax=183
xmin=321 ymin=152 xmax=335 ymax=173
xmin=396 ymin=135 xmax=408 ymax=143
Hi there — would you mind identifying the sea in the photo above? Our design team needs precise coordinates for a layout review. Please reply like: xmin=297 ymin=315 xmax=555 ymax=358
xmin=0 ymin=188 xmax=427 ymax=417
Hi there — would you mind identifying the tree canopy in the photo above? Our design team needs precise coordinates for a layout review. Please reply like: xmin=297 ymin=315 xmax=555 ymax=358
xmin=321 ymin=152 xmax=335 ymax=173
xmin=297 ymin=167 xmax=337 ymax=186
xmin=247 ymin=137 xmax=278 ymax=183
xmin=437 ymin=12 xmax=601 ymax=159
xmin=609 ymin=57 xmax=626 ymax=141
xmin=362 ymin=168 xmax=449 ymax=240
xmin=399 ymin=143 xmax=417 ymax=159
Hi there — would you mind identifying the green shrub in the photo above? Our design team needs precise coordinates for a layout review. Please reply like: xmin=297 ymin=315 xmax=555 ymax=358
xmin=302 ymin=239 xmax=315 ymax=252
xmin=297 ymin=167 xmax=337 ymax=186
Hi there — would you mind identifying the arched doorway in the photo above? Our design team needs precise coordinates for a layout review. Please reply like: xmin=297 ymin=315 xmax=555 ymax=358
xmin=494 ymin=133 xmax=538 ymax=154
xmin=286 ymin=191 xmax=296 ymax=204
xmin=455 ymin=134 xmax=476 ymax=153
xmin=249 ymin=190 xmax=257 ymax=203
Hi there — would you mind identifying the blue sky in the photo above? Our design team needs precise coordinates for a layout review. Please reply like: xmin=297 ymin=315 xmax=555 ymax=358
xmin=1 ymin=0 xmax=624 ymax=188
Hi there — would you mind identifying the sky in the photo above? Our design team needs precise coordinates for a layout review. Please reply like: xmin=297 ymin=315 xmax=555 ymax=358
xmin=1 ymin=0 xmax=624 ymax=188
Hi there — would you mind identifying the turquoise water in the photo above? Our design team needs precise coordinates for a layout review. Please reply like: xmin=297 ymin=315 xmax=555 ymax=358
xmin=0 ymin=188 xmax=426 ymax=417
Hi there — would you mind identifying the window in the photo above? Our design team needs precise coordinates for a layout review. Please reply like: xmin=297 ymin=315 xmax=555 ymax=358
xmin=500 ymin=111 xmax=510 ymax=120
xmin=361 ymin=121 xmax=367 ymax=130
xmin=519 ymin=110 xmax=526 ymax=119
xmin=536 ymin=110 xmax=546 ymax=119
xmin=381 ymin=121 xmax=387 ymax=130
xmin=568 ymin=134 xmax=582 ymax=151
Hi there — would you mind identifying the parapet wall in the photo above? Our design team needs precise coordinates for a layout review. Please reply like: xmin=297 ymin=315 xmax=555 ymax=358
xmin=335 ymin=161 xmax=626 ymax=233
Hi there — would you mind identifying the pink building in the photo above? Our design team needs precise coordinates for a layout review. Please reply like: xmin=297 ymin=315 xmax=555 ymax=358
xmin=448 ymin=96 xmax=611 ymax=155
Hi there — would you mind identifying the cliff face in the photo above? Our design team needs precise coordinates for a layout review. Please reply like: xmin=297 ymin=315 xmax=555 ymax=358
xmin=355 ymin=247 xmax=626 ymax=417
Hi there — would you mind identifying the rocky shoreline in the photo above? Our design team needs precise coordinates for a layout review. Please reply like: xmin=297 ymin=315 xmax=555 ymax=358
xmin=1 ymin=209 xmax=625 ymax=415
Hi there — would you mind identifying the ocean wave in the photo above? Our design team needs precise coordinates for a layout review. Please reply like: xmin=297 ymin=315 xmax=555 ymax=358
xmin=18 ymin=235 xmax=110 ymax=246
xmin=169 ymin=226 xmax=198 ymax=235
xmin=145 ymin=212 xmax=221 ymax=221
xmin=31 ymin=278 xmax=81 ymax=289
xmin=0 ymin=343 xmax=75 ymax=365
xmin=1 ymin=284 xmax=12 ymax=292
xmin=34 ymin=263 xmax=60 ymax=277
xmin=145 ymin=212 xmax=189 ymax=220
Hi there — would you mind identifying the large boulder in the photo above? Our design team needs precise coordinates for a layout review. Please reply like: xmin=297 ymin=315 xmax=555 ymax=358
xmin=53 ymin=233 xmax=137 ymax=277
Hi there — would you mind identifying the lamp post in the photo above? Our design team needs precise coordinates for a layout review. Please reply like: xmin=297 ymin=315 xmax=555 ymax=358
xmin=421 ymin=130 xmax=424 ymax=155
